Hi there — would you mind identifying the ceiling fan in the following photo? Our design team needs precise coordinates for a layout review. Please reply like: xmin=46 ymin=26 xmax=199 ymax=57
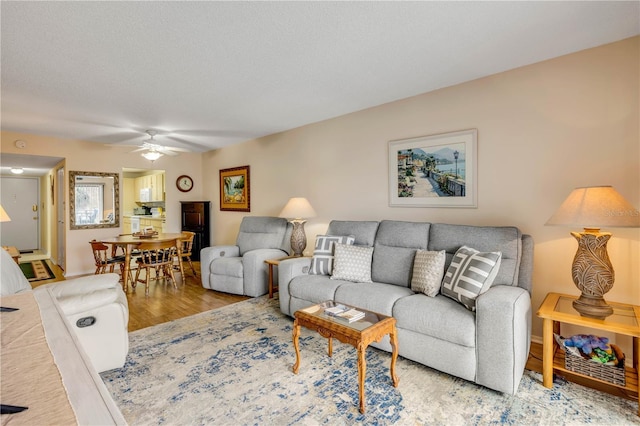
xmin=130 ymin=130 xmax=187 ymax=161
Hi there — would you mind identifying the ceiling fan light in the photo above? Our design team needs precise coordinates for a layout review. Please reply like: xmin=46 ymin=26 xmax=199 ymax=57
xmin=142 ymin=151 xmax=163 ymax=162
xmin=10 ymin=167 xmax=24 ymax=174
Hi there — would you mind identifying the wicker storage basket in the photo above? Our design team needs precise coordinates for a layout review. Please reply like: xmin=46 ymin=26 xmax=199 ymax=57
xmin=564 ymin=344 xmax=626 ymax=386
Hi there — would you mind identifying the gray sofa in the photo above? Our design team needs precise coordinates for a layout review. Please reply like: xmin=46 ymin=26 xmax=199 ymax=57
xmin=278 ymin=220 xmax=534 ymax=395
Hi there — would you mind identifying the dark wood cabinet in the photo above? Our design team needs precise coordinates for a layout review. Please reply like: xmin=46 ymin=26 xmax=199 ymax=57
xmin=180 ymin=201 xmax=210 ymax=261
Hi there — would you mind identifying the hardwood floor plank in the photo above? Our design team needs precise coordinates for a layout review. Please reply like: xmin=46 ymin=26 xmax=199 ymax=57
xmin=33 ymin=261 xmax=249 ymax=332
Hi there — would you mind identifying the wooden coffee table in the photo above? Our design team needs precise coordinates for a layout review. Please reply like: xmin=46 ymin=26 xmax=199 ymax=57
xmin=292 ymin=301 xmax=399 ymax=414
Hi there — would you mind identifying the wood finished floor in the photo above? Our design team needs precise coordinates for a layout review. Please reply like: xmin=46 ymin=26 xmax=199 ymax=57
xmin=37 ymin=260 xmax=634 ymax=403
xmin=32 ymin=260 xmax=249 ymax=332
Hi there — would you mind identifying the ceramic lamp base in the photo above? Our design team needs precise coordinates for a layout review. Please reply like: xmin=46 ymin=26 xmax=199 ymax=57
xmin=290 ymin=220 xmax=307 ymax=257
xmin=572 ymin=294 xmax=614 ymax=319
xmin=570 ymin=229 xmax=615 ymax=320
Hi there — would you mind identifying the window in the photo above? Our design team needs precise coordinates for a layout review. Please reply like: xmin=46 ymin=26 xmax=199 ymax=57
xmin=75 ymin=183 xmax=104 ymax=224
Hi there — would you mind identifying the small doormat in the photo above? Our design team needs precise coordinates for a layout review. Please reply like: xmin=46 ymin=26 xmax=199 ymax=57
xmin=19 ymin=260 xmax=55 ymax=282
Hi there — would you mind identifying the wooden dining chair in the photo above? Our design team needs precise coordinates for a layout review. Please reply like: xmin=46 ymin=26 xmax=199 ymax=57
xmin=134 ymin=239 xmax=179 ymax=295
xmin=179 ymin=231 xmax=197 ymax=277
xmin=89 ymin=239 xmax=132 ymax=283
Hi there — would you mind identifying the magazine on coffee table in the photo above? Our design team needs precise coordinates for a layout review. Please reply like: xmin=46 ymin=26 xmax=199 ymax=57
xmin=324 ymin=304 xmax=365 ymax=323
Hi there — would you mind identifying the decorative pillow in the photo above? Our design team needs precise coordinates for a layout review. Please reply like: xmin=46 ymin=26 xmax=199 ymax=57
xmin=410 ymin=250 xmax=446 ymax=297
xmin=441 ymin=246 xmax=502 ymax=311
xmin=330 ymin=243 xmax=374 ymax=283
xmin=309 ymin=235 xmax=356 ymax=275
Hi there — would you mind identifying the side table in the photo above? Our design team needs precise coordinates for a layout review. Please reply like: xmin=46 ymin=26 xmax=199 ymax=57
xmin=3 ymin=246 xmax=21 ymax=264
xmin=264 ymin=256 xmax=300 ymax=299
xmin=537 ymin=292 xmax=640 ymax=416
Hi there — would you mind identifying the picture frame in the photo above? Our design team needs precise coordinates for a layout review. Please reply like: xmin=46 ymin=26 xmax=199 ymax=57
xmin=219 ymin=165 xmax=250 ymax=212
xmin=388 ymin=129 xmax=477 ymax=208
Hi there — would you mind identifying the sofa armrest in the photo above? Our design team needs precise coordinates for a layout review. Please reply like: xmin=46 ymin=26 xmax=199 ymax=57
xmin=242 ymin=249 xmax=289 ymax=297
xmin=53 ymin=288 xmax=120 ymax=316
xmin=278 ymin=257 xmax=312 ymax=316
xmin=46 ymin=273 xmax=120 ymax=298
xmin=200 ymin=245 xmax=240 ymax=289
xmin=40 ymin=273 xmax=128 ymax=319
xmin=475 ymin=285 xmax=531 ymax=395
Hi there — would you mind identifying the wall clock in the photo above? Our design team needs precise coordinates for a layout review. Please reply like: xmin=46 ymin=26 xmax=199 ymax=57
xmin=176 ymin=175 xmax=194 ymax=192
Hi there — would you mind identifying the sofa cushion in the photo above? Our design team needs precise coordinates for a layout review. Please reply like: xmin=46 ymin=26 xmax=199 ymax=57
xmin=331 ymin=243 xmax=373 ymax=283
xmin=428 ymin=224 xmax=521 ymax=287
xmin=326 ymin=220 xmax=379 ymax=247
xmin=210 ymin=257 xmax=243 ymax=278
xmin=335 ymin=282 xmax=414 ymax=316
xmin=411 ymin=250 xmax=446 ymax=297
xmin=371 ymin=220 xmax=430 ymax=287
xmin=309 ymin=235 xmax=355 ymax=275
xmin=289 ymin=275 xmax=345 ymax=304
xmin=394 ymin=294 xmax=476 ymax=347
xmin=441 ymin=246 xmax=502 ymax=311
xmin=236 ymin=216 xmax=290 ymax=255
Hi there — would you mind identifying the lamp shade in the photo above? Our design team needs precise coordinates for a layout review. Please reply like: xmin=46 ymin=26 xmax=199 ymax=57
xmin=278 ymin=197 xmax=317 ymax=220
xmin=0 ymin=204 xmax=11 ymax=222
xmin=546 ymin=186 xmax=640 ymax=229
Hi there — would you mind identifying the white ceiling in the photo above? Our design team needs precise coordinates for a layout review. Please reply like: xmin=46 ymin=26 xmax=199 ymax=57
xmin=1 ymin=1 xmax=639 ymax=157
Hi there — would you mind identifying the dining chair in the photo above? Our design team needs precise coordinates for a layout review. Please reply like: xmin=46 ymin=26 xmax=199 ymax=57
xmin=179 ymin=231 xmax=197 ymax=277
xmin=89 ymin=240 xmax=132 ymax=284
xmin=134 ymin=239 xmax=179 ymax=295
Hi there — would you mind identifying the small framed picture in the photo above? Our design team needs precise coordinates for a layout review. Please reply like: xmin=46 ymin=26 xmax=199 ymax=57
xmin=219 ymin=165 xmax=250 ymax=211
xmin=388 ymin=129 xmax=477 ymax=208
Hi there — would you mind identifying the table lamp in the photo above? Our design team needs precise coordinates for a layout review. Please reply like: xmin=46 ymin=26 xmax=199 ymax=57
xmin=0 ymin=205 xmax=11 ymax=222
xmin=546 ymin=186 xmax=640 ymax=319
xmin=279 ymin=197 xmax=317 ymax=257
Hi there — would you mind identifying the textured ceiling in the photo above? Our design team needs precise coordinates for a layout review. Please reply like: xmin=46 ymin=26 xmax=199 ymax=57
xmin=1 ymin=1 xmax=639 ymax=155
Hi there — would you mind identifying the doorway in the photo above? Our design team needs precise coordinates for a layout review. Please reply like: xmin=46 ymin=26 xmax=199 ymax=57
xmin=0 ymin=176 xmax=40 ymax=251
xmin=56 ymin=167 xmax=66 ymax=270
xmin=0 ymin=153 xmax=65 ymax=261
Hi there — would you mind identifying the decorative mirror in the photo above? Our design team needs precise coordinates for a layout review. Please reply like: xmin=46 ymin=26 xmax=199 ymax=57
xmin=69 ymin=171 xmax=120 ymax=230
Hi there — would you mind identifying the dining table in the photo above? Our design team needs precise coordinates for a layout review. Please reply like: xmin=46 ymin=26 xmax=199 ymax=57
xmin=101 ymin=233 xmax=186 ymax=291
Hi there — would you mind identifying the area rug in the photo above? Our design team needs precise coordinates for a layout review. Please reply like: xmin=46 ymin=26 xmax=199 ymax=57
xmin=101 ymin=297 xmax=638 ymax=425
xmin=19 ymin=260 xmax=54 ymax=282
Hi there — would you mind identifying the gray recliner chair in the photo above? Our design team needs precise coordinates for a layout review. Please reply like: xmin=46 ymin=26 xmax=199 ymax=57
xmin=200 ymin=216 xmax=292 ymax=297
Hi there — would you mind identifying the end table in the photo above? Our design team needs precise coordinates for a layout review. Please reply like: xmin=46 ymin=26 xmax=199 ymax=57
xmin=2 ymin=246 xmax=21 ymax=264
xmin=264 ymin=256 xmax=298 ymax=298
xmin=537 ymin=292 xmax=640 ymax=416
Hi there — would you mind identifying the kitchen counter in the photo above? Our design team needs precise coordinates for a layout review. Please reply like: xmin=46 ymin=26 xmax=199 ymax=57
xmin=122 ymin=215 xmax=166 ymax=234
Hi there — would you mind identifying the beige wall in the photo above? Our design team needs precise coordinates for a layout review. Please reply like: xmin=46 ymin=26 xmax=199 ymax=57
xmin=0 ymin=37 xmax=637 ymax=344
xmin=203 ymin=37 xmax=639 ymax=343
xmin=0 ymin=132 xmax=204 ymax=276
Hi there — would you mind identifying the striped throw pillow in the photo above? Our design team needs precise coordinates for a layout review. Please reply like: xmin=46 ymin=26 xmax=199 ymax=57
xmin=309 ymin=235 xmax=355 ymax=275
xmin=441 ymin=246 xmax=502 ymax=311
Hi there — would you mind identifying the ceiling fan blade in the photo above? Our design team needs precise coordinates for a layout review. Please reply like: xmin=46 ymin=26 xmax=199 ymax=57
xmin=170 ymin=129 xmax=259 ymax=138
xmin=158 ymin=145 xmax=189 ymax=153
xmin=165 ymin=136 xmax=211 ymax=151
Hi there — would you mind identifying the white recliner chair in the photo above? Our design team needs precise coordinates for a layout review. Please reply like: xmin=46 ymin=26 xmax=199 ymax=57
xmin=0 ymin=248 xmax=129 ymax=373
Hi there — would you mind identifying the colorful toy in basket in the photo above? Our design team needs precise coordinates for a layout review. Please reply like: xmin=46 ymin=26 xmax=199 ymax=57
xmin=563 ymin=334 xmax=619 ymax=365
